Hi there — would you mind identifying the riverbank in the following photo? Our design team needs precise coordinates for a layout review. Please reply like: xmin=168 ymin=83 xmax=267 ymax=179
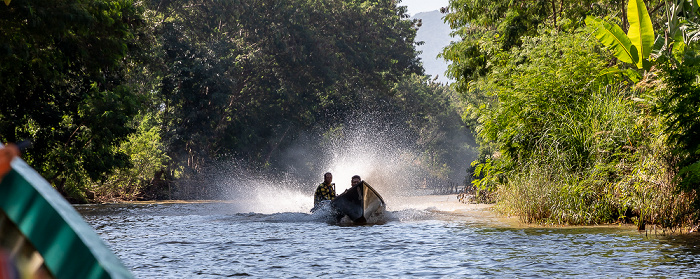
xmin=392 ymin=195 xmax=700 ymax=235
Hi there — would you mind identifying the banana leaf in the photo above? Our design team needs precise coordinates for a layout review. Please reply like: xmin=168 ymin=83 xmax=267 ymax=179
xmin=627 ymin=0 xmax=655 ymax=68
xmin=585 ymin=16 xmax=638 ymax=65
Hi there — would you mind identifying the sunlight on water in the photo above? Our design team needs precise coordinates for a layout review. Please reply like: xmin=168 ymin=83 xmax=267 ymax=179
xmin=215 ymin=178 xmax=313 ymax=214
xmin=206 ymin=115 xmax=447 ymax=215
xmin=246 ymin=188 xmax=312 ymax=214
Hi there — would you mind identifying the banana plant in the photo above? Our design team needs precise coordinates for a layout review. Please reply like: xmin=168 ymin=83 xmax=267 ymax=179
xmin=660 ymin=0 xmax=700 ymax=56
xmin=586 ymin=0 xmax=655 ymax=70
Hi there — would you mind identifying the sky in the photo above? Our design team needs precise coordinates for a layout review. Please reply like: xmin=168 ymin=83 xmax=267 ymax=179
xmin=399 ymin=0 xmax=449 ymax=15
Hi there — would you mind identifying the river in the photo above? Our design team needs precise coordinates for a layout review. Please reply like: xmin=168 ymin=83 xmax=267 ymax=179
xmin=76 ymin=195 xmax=700 ymax=278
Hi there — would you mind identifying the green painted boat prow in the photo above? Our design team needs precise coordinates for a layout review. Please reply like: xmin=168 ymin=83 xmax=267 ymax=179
xmin=0 ymin=155 xmax=133 ymax=279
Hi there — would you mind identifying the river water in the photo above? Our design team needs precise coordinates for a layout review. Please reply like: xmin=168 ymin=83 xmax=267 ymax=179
xmin=76 ymin=195 xmax=700 ymax=278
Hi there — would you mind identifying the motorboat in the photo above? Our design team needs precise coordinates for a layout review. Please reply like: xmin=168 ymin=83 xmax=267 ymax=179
xmin=331 ymin=181 xmax=386 ymax=223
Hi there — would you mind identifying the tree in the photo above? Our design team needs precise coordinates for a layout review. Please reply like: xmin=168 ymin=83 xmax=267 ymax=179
xmin=0 ymin=0 xmax=143 ymax=201
xmin=586 ymin=0 xmax=655 ymax=69
xmin=441 ymin=0 xmax=667 ymax=91
xmin=151 ymin=0 xmax=422 ymax=175
xmin=391 ymin=74 xmax=477 ymax=183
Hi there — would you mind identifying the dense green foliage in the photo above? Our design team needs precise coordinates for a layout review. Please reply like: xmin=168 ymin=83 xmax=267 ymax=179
xmin=0 ymin=0 xmax=142 ymax=200
xmin=153 ymin=0 xmax=422 ymax=172
xmin=658 ymin=55 xmax=700 ymax=199
xmin=1 ymin=0 xmax=470 ymax=202
xmin=443 ymin=0 xmax=700 ymax=228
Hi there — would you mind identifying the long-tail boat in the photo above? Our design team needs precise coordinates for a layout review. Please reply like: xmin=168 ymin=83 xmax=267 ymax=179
xmin=0 ymin=144 xmax=133 ymax=279
xmin=331 ymin=181 xmax=386 ymax=223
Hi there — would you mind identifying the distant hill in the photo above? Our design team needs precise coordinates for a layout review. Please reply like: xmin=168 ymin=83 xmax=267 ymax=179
xmin=412 ymin=10 xmax=456 ymax=84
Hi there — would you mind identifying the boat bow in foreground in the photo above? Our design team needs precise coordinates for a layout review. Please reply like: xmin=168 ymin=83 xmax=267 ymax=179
xmin=0 ymin=147 xmax=133 ymax=279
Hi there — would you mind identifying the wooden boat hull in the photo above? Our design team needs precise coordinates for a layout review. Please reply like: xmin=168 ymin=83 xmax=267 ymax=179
xmin=331 ymin=181 xmax=386 ymax=223
xmin=0 ymin=148 xmax=133 ymax=279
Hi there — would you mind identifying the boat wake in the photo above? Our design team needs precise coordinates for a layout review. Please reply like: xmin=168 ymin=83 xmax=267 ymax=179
xmin=221 ymin=208 xmax=434 ymax=225
xmin=209 ymin=194 xmax=485 ymax=225
xmin=78 ymin=192 xmax=496 ymax=227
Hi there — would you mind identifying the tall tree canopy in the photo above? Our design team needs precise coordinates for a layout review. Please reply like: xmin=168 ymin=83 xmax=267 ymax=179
xmin=0 ymin=0 xmax=142 ymax=199
xmin=151 ymin=0 xmax=423 ymax=173
xmin=1 ymin=0 xmax=473 ymax=202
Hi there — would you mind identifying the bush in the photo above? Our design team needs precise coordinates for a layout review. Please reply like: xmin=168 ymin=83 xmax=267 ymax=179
xmin=93 ymin=113 xmax=170 ymax=201
xmin=466 ymin=29 xmax=697 ymax=227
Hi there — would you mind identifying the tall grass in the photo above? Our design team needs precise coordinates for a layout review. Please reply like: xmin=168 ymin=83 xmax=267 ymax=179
xmin=494 ymin=86 xmax=697 ymax=228
xmin=460 ymin=30 xmax=698 ymax=228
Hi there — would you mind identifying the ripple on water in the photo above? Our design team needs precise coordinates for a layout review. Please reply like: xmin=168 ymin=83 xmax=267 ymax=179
xmin=76 ymin=202 xmax=700 ymax=278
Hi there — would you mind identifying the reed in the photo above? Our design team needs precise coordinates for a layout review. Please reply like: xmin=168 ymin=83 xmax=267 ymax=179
xmin=461 ymin=29 xmax=699 ymax=228
xmin=494 ymin=87 xmax=697 ymax=227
